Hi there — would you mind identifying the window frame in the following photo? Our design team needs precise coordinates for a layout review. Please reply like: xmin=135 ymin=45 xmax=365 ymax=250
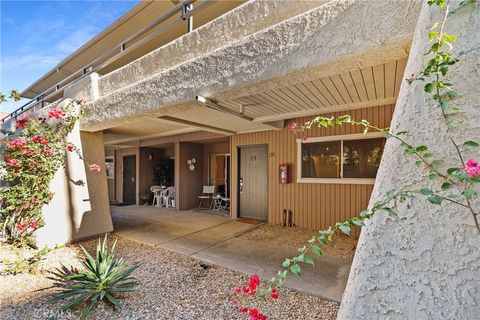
xmin=296 ymin=132 xmax=385 ymax=185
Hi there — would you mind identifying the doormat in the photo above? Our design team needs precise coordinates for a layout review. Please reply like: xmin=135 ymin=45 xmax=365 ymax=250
xmin=236 ymin=218 xmax=264 ymax=225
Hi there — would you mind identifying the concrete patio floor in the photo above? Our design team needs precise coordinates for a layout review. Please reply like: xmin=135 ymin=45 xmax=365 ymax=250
xmin=111 ymin=205 xmax=351 ymax=302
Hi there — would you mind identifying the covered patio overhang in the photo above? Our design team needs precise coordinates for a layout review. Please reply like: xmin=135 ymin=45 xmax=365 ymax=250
xmin=80 ymin=0 xmax=421 ymax=133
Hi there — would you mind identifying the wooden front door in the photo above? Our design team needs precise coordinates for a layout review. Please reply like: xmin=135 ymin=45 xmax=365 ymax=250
xmin=123 ymin=155 xmax=136 ymax=205
xmin=238 ymin=145 xmax=268 ymax=220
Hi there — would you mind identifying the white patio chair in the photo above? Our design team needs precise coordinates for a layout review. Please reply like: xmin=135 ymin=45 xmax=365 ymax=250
xmin=161 ymin=186 xmax=175 ymax=208
xmin=150 ymin=185 xmax=163 ymax=207
xmin=198 ymin=185 xmax=215 ymax=209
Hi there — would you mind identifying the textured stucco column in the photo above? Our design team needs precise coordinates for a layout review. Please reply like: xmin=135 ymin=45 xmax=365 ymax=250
xmin=36 ymin=74 xmax=113 ymax=247
xmin=338 ymin=2 xmax=480 ymax=319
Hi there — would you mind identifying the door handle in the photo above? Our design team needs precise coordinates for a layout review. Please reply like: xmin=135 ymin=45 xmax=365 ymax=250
xmin=239 ymin=177 xmax=243 ymax=193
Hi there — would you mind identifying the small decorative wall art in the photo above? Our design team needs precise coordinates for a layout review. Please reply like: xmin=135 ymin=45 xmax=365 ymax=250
xmin=187 ymin=158 xmax=196 ymax=171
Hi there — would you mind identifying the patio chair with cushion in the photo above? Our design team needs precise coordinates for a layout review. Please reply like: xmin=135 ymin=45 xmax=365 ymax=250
xmin=198 ymin=185 xmax=215 ymax=209
xmin=161 ymin=186 xmax=175 ymax=208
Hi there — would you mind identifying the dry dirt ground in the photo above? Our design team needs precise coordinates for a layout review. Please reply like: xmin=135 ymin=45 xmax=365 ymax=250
xmin=240 ymin=224 xmax=358 ymax=260
xmin=0 ymin=237 xmax=340 ymax=320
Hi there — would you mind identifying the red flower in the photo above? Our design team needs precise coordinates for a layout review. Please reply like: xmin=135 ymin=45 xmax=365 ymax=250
xmin=89 ymin=163 xmax=101 ymax=172
xmin=32 ymin=198 xmax=39 ymax=205
xmin=248 ymin=275 xmax=260 ymax=289
xmin=66 ymin=144 xmax=74 ymax=152
xmin=15 ymin=118 xmax=28 ymax=129
xmin=42 ymin=148 xmax=53 ymax=155
xmin=271 ymin=287 xmax=279 ymax=299
xmin=249 ymin=308 xmax=259 ymax=318
xmin=301 ymin=136 xmax=308 ymax=142
xmin=249 ymin=308 xmax=266 ymax=320
xmin=16 ymin=223 xmax=27 ymax=232
xmin=48 ymin=108 xmax=66 ymax=120
xmin=240 ymin=307 xmax=248 ymax=314
xmin=29 ymin=221 xmax=39 ymax=229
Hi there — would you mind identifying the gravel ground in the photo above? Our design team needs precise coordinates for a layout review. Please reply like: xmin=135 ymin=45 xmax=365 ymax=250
xmin=0 ymin=237 xmax=339 ymax=320
xmin=241 ymin=225 xmax=357 ymax=260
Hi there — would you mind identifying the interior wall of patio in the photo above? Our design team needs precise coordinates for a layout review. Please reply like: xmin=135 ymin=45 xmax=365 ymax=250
xmin=230 ymin=105 xmax=395 ymax=234
xmin=176 ymin=142 xmax=204 ymax=210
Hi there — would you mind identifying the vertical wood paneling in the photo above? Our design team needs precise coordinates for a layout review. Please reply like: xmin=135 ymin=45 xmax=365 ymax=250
xmin=230 ymin=105 xmax=394 ymax=233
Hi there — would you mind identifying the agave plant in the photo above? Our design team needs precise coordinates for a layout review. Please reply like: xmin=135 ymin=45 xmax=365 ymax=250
xmin=47 ymin=235 xmax=139 ymax=319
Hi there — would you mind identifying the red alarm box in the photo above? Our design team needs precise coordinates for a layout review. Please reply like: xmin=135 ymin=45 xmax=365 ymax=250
xmin=279 ymin=163 xmax=288 ymax=184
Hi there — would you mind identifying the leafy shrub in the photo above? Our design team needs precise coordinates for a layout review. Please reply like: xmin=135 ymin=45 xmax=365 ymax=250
xmin=0 ymin=100 xmax=87 ymax=244
xmin=48 ymin=235 xmax=139 ymax=319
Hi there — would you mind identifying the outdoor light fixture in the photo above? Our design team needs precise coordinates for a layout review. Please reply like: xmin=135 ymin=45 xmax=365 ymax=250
xmin=195 ymin=95 xmax=208 ymax=104
xmin=194 ymin=95 xmax=253 ymax=122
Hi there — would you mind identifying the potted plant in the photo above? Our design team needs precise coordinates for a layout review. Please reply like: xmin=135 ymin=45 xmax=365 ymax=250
xmin=140 ymin=191 xmax=153 ymax=205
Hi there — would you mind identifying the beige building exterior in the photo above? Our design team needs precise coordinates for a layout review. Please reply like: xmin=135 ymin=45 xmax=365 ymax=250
xmin=3 ymin=0 xmax=478 ymax=318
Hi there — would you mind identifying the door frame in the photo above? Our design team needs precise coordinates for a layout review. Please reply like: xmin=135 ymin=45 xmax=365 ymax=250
xmin=122 ymin=155 xmax=136 ymax=205
xmin=237 ymin=144 xmax=268 ymax=221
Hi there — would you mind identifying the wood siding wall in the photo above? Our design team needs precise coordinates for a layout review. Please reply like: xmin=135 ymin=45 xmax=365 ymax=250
xmin=230 ymin=105 xmax=395 ymax=232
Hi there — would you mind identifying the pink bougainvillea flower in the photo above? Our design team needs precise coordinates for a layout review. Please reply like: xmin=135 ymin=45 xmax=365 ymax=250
xmin=21 ymin=148 xmax=35 ymax=156
xmin=42 ymin=148 xmax=53 ymax=155
xmin=405 ymin=72 xmax=416 ymax=82
xmin=466 ymin=159 xmax=478 ymax=168
xmin=463 ymin=159 xmax=480 ymax=177
xmin=6 ymin=158 xmax=19 ymax=167
xmin=16 ymin=223 xmax=27 ymax=232
xmin=7 ymin=139 xmax=27 ymax=149
xmin=66 ymin=144 xmax=74 ymax=152
xmin=89 ymin=163 xmax=101 ymax=172
xmin=15 ymin=118 xmax=28 ymax=129
xmin=48 ymin=108 xmax=66 ymax=120
xmin=31 ymin=135 xmax=49 ymax=144
xmin=287 ymin=121 xmax=298 ymax=131
xmin=240 ymin=307 xmax=248 ymax=314
xmin=32 ymin=198 xmax=39 ymax=205
xmin=29 ymin=221 xmax=39 ymax=229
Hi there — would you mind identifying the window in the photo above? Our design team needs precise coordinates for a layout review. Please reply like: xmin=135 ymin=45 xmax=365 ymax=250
xmin=297 ymin=133 xmax=385 ymax=184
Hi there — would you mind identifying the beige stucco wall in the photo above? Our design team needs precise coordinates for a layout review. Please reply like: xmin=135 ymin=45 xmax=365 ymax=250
xmin=35 ymin=100 xmax=113 ymax=247
xmin=339 ymin=2 xmax=480 ymax=318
